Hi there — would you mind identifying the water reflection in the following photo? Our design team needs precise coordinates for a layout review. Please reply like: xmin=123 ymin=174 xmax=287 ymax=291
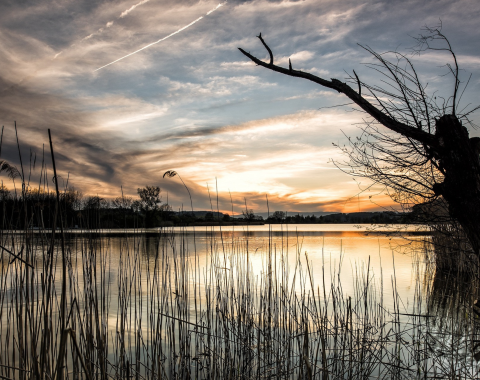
xmin=1 ymin=224 xmax=478 ymax=379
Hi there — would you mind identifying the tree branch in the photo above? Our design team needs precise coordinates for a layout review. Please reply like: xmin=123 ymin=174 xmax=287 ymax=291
xmin=257 ymin=33 xmax=273 ymax=65
xmin=353 ymin=70 xmax=361 ymax=97
xmin=238 ymin=38 xmax=438 ymax=148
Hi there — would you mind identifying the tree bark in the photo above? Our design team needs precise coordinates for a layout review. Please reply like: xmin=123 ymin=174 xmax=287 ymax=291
xmin=434 ymin=115 xmax=480 ymax=255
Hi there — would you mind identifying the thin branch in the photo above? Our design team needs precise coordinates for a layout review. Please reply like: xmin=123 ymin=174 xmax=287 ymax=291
xmin=353 ymin=70 xmax=361 ymax=97
xmin=257 ymin=33 xmax=273 ymax=65
xmin=238 ymin=37 xmax=438 ymax=148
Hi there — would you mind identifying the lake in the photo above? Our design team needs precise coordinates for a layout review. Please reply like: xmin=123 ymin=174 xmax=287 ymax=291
xmin=1 ymin=224 xmax=478 ymax=379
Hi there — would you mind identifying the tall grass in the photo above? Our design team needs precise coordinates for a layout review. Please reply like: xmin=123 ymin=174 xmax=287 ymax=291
xmin=0 ymin=221 xmax=479 ymax=379
xmin=0 ymin=130 xmax=478 ymax=378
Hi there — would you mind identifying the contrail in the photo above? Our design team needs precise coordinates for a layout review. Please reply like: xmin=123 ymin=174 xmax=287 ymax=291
xmin=120 ymin=0 xmax=151 ymax=18
xmin=54 ymin=0 xmax=152 ymax=59
xmin=95 ymin=2 xmax=225 ymax=72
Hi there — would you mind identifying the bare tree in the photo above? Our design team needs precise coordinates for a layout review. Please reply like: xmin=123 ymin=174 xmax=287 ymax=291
xmin=62 ymin=187 xmax=83 ymax=211
xmin=271 ymin=211 xmax=286 ymax=222
xmin=112 ymin=195 xmax=133 ymax=210
xmin=239 ymin=25 xmax=480 ymax=254
xmin=242 ymin=208 xmax=256 ymax=222
xmin=83 ymin=195 xmax=108 ymax=210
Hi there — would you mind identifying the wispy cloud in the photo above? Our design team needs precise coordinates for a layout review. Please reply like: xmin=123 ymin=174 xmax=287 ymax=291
xmin=55 ymin=0 xmax=154 ymax=57
xmin=95 ymin=2 xmax=226 ymax=71
xmin=276 ymin=50 xmax=315 ymax=65
xmin=120 ymin=0 xmax=151 ymax=18
xmin=1 ymin=0 xmax=480 ymax=213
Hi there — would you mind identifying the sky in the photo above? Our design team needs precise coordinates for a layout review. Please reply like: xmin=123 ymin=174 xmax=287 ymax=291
xmin=0 ymin=0 xmax=480 ymax=215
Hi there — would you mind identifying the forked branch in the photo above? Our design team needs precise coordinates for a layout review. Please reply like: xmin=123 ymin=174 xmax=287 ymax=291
xmin=238 ymin=35 xmax=438 ymax=148
xmin=257 ymin=33 xmax=273 ymax=65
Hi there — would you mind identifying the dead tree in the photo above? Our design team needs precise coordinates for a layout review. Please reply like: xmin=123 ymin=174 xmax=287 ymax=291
xmin=239 ymin=26 xmax=480 ymax=255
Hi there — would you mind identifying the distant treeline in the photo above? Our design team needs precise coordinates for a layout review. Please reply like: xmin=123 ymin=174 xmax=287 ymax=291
xmin=0 ymin=185 xmax=179 ymax=229
xmin=0 ymin=185 xmax=237 ymax=229
xmin=0 ymin=185 xmax=413 ymax=230
xmin=263 ymin=211 xmax=412 ymax=225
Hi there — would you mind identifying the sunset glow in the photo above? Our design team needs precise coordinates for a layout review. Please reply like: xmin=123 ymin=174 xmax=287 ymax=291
xmin=1 ymin=0 xmax=479 ymax=215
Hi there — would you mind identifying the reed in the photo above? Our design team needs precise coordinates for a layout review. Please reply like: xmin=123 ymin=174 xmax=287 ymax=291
xmin=0 ymin=218 xmax=479 ymax=379
xmin=0 ymin=135 xmax=478 ymax=379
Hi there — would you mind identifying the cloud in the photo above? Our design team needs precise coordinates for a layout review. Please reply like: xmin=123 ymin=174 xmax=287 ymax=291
xmin=120 ymin=0 xmax=152 ymax=18
xmin=219 ymin=60 xmax=255 ymax=70
xmin=1 ymin=0 xmax=479 ymax=213
xmin=276 ymin=50 xmax=315 ymax=65
xmin=157 ymin=74 xmax=276 ymax=100
xmin=0 ymin=80 xmax=121 ymax=193
xmin=117 ymin=109 xmax=369 ymax=211
xmin=95 ymin=2 xmax=226 ymax=71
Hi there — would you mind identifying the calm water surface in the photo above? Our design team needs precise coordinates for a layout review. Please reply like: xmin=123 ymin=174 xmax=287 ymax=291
xmin=2 ymin=223 xmax=430 ymax=312
xmin=164 ymin=224 xmax=429 ymax=309
xmin=2 ymin=223 xmax=478 ymax=378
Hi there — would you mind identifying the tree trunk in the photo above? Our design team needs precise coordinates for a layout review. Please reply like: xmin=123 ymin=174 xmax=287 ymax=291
xmin=435 ymin=115 xmax=480 ymax=255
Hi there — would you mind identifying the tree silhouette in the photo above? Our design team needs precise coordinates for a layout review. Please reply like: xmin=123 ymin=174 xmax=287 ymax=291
xmin=239 ymin=25 xmax=480 ymax=255
xmin=242 ymin=208 xmax=256 ymax=222
xmin=135 ymin=185 xmax=172 ymax=227
xmin=137 ymin=186 xmax=162 ymax=212
xmin=272 ymin=211 xmax=285 ymax=221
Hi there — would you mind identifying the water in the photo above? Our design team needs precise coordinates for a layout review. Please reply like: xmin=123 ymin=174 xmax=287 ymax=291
xmin=163 ymin=224 xmax=427 ymax=309
xmin=1 ymin=224 xmax=478 ymax=379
